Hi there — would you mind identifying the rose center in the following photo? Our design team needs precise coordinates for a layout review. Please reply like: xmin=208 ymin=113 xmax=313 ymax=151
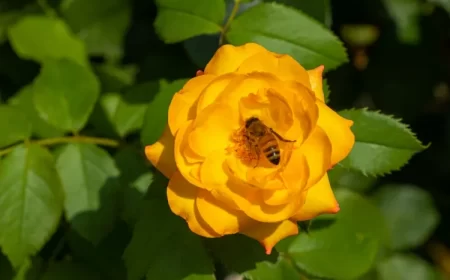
xmin=227 ymin=126 xmax=258 ymax=165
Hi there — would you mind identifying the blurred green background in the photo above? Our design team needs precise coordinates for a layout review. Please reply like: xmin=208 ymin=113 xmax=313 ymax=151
xmin=0 ymin=0 xmax=449 ymax=279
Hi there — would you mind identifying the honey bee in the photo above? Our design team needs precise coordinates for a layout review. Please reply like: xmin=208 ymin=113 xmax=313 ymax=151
xmin=244 ymin=117 xmax=296 ymax=166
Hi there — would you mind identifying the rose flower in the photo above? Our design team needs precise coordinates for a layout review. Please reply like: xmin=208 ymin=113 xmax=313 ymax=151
xmin=145 ymin=43 xmax=355 ymax=254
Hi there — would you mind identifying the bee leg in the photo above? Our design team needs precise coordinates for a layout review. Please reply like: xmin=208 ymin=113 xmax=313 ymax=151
xmin=270 ymin=128 xmax=296 ymax=142
xmin=253 ymin=147 xmax=260 ymax=168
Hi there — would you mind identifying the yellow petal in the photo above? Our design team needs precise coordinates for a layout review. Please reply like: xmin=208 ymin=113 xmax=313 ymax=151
xmin=283 ymin=80 xmax=319 ymax=144
xmin=300 ymin=126 xmax=332 ymax=188
xmin=167 ymin=171 xmax=220 ymax=237
xmin=168 ymin=74 xmax=216 ymax=135
xmin=241 ymin=219 xmax=299 ymax=255
xmin=291 ymin=173 xmax=340 ymax=221
xmin=316 ymin=101 xmax=355 ymax=165
xmin=204 ymin=43 xmax=267 ymax=75
xmin=281 ymin=147 xmax=309 ymax=191
xmin=263 ymin=187 xmax=291 ymax=205
xmin=237 ymin=52 xmax=311 ymax=88
xmin=144 ymin=125 xmax=176 ymax=178
xmin=195 ymin=190 xmax=252 ymax=235
xmin=307 ymin=65 xmax=325 ymax=102
xmin=196 ymin=73 xmax=239 ymax=114
xmin=174 ymin=120 xmax=205 ymax=188
xmin=188 ymin=103 xmax=239 ymax=158
xmin=221 ymin=177 xmax=306 ymax=223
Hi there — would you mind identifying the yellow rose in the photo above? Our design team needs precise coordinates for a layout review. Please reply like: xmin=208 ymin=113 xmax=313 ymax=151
xmin=145 ymin=43 xmax=355 ymax=254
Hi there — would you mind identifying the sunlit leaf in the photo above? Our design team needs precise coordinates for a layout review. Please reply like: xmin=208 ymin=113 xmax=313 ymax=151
xmin=372 ymin=184 xmax=440 ymax=250
xmin=123 ymin=199 xmax=215 ymax=280
xmin=8 ymin=16 xmax=88 ymax=65
xmin=61 ymin=0 xmax=131 ymax=60
xmin=0 ymin=105 xmax=31 ymax=148
xmin=226 ymin=2 xmax=348 ymax=70
xmin=55 ymin=143 xmax=120 ymax=244
xmin=287 ymin=189 xmax=388 ymax=279
xmin=338 ymin=108 xmax=427 ymax=176
xmin=266 ymin=0 xmax=332 ymax=26
xmin=0 ymin=145 xmax=64 ymax=268
xmin=8 ymin=86 xmax=65 ymax=138
xmin=32 ymin=59 xmax=100 ymax=133
xmin=154 ymin=0 xmax=226 ymax=43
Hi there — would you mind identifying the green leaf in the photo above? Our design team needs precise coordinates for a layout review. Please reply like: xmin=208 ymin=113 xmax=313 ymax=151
xmin=154 ymin=0 xmax=226 ymax=43
xmin=55 ymin=143 xmax=120 ymax=245
xmin=328 ymin=164 xmax=376 ymax=193
xmin=12 ymin=257 xmax=44 ymax=280
xmin=0 ymin=11 xmax=22 ymax=43
xmin=429 ymin=0 xmax=450 ymax=14
xmin=8 ymin=86 xmax=65 ymax=138
xmin=141 ymin=79 xmax=188 ymax=145
xmin=287 ymin=189 xmax=388 ymax=280
xmin=40 ymin=260 xmax=105 ymax=280
xmin=91 ymin=82 xmax=161 ymax=138
xmin=208 ymin=234 xmax=300 ymax=280
xmin=0 ymin=105 xmax=32 ymax=148
xmin=377 ymin=254 xmax=442 ymax=280
xmin=244 ymin=258 xmax=301 ymax=280
xmin=381 ymin=0 xmax=421 ymax=44
xmin=338 ymin=109 xmax=427 ymax=176
xmin=123 ymin=199 xmax=215 ymax=280
xmin=7 ymin=16 xmax=88 ymax=66
xmin=94 ymin=64 xmax=138 ymax=93
xmin=266 ymin=0 xmax=332 ymax=26
xmin=66 ymin=221 xmax=130 ymax=280
xmin=372 ymin=184 xmax=440 ymax=250
xmin=32 ymin=59 xmax=100 ymax=133
xmin=0 ymin=145 xmax=64 ymax=268
xmin=226 ymin=2 xmax=348 ymax=70
xmin=114 ymin=146 xmax=153 ymax=225
xmin=61 ymin=0 xmax=131 ymax=60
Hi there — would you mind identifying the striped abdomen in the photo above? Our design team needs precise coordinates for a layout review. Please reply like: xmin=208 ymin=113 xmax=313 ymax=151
xmin=260 ymin=135 xmax=281 ymax=165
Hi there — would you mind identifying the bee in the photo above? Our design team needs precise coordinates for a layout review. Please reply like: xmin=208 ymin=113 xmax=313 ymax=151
xmin=244 ymin=117 xmax=296 ymax=166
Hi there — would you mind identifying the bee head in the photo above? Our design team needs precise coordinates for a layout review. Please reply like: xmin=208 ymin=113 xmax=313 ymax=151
xmin=245 ymin=117 xmax=266 ymax=137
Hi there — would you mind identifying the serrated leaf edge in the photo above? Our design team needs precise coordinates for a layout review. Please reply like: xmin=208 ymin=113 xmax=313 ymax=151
xmin=229 ymin=2 xmax=349 ymax=70
xmin=338 ymin=107 xmax=430 ymax=177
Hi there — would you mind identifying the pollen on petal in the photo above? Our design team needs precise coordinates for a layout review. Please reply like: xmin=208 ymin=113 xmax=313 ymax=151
xmin=196 ymin=70 xmax=204 ymax=76
xmin=228 ymin=126 xmax=257 ymax=165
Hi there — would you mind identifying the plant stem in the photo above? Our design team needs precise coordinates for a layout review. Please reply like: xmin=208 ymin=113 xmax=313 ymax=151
xmin=219 ymin=0 xmax=241 ymax=45
xmin=0 ymin=136 xmax=120 ymax=157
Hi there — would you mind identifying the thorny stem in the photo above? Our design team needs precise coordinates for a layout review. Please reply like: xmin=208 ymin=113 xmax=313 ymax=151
xmin=0 ymin=136 xmax=120 ymax=157
xmin=219 ymin=0 xmax=241 ymax=45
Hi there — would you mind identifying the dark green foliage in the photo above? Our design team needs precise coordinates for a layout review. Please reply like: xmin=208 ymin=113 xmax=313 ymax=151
xmin=0 ymin=0 xmax=447 ymax=279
